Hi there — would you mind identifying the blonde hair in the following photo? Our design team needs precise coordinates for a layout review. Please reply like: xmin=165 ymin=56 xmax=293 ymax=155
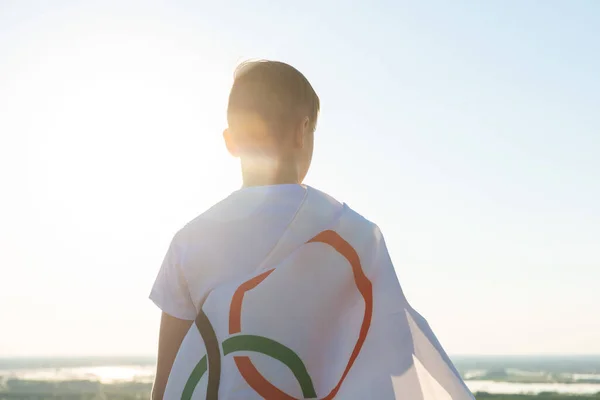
xmin=227 ymin=60 xmax=320 ymax=137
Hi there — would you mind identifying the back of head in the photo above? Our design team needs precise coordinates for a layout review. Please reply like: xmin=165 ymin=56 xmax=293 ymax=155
xmin=226 ymin=60 xmax=320 ymax=152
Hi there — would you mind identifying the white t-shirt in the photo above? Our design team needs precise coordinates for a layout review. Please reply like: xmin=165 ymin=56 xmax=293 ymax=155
xmin=150 ymin=184 xmax=332 ymax=320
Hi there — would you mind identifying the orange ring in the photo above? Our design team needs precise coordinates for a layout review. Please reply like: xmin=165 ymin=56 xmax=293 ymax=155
xmin=228 ymin=230 xmax=373 ymax=399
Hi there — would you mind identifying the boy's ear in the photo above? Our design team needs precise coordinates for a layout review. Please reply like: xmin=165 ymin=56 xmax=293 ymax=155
xmin=294 ymin=117 xmax=311 ymax=148
xmin=223 ymin=128 xmax=239 ymax=157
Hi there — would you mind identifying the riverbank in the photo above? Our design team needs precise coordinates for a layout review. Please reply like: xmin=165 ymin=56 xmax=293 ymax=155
xmin=1 ymin=379 xmax=600 ymax=399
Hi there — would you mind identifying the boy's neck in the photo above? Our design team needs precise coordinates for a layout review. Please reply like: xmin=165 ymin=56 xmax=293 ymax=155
xmin=241 ymin=156 xmax=300 ymax=187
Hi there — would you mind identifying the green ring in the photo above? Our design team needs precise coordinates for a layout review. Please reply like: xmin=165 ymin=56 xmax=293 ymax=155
xmin=181 ymin=334 xmax=317 ymax=399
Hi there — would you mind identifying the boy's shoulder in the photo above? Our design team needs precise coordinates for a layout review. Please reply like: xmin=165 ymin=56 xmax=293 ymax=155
xmin=171 ymin=191 xmax=248 ymax=244
xmin=172 ymin=185 xmax=308 ymax=242
xmin=172 ymin=185 xmax=381 ymax=246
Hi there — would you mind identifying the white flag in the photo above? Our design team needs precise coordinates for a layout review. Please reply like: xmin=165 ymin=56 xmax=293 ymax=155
xmin=164 ymin=188 xmax=474 ymax=399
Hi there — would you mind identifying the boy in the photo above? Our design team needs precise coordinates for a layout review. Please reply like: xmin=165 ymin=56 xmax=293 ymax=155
xmin=150 ymin=61 xmax=472 ymax=399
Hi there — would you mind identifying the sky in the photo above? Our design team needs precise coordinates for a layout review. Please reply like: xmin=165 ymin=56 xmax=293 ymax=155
xmin=0 ymin=0 xmax=599 ymax=357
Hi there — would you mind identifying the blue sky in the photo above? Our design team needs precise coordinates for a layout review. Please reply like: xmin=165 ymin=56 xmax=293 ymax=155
xmin=0 ymin=0 xmax=598 ymax=356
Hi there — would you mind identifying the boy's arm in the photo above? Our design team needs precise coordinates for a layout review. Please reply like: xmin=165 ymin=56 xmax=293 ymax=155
xmin=152 ymin=312 xmax=194 ymax=400
xmin=149 ymin=232 xmax=197 ymax=399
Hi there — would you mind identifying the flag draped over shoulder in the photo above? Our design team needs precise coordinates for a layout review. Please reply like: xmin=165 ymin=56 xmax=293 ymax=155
xmin=164 ymin=188 xmax=474 ymax=400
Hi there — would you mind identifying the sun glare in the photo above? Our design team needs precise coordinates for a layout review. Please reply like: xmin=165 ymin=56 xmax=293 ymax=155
xmin=2 ymin=15 xmax=241 ymax=356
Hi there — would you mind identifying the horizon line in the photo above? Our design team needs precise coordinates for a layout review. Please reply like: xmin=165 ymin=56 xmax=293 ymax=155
xmin=2 ymin=353 xmax=600 ymax=360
